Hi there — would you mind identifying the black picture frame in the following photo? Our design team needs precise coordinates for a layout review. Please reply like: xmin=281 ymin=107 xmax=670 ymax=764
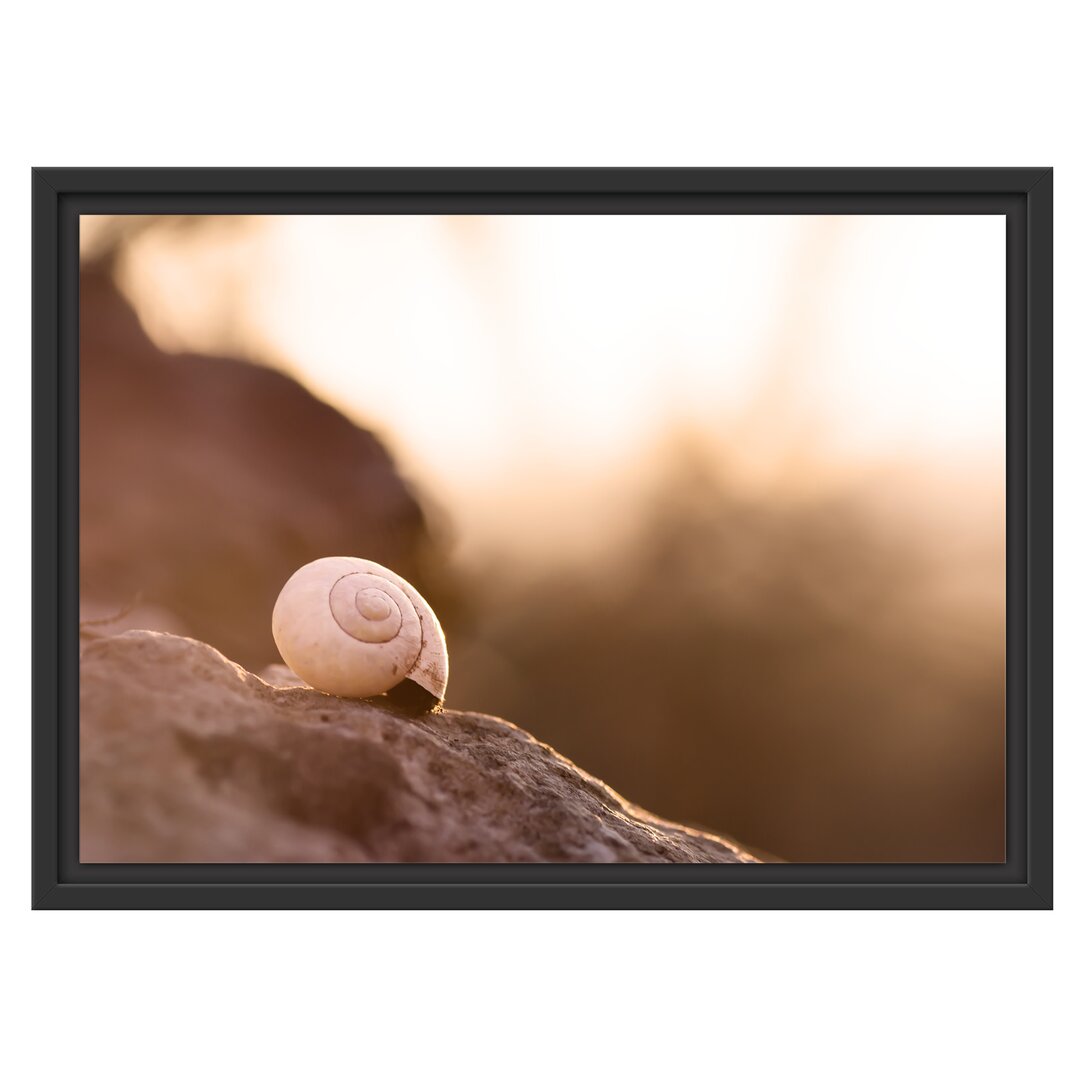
xmin=32 ymin=167 xmax=1053 ymax=910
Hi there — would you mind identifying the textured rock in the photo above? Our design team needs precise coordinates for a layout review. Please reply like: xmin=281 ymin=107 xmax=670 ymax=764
xmin=80 ymin=630 xmax=756 ymax=864
xmin=79 ymin=262 xmax=437 ymax=671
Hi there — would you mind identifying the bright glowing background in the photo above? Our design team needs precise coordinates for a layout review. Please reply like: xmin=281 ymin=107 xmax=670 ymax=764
xmin=83 ymin=214 xmax=1003 ymax=562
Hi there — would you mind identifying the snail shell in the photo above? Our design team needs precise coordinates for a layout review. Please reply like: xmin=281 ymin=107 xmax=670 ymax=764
xmin=271 ymin=557 xmax=448 ymax=704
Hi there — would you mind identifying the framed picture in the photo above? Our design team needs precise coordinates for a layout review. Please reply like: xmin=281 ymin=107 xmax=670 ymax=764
xmin=32 ymin=167 xmax=1052 ymax=909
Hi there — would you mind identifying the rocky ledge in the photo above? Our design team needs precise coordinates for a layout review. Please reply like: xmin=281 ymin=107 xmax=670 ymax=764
xmin=80 ymin=630 xmax=756 ymax=864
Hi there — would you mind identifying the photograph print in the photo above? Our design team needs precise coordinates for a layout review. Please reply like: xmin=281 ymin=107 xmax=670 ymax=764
xmin=77 ymin=208 xmax=1007 ymax=866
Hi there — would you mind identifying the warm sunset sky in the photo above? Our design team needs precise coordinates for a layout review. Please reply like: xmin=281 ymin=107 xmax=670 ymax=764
xmin=83 ymin=213 xmax=1003 ymax=563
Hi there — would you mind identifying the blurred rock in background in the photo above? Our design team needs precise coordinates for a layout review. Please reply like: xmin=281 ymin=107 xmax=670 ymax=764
xmin=80 ymin=253 xmax=440 ymax=672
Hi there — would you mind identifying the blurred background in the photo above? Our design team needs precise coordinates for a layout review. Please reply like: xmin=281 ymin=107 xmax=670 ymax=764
xmin=79 ymin=212 xmax=1004 ymax=863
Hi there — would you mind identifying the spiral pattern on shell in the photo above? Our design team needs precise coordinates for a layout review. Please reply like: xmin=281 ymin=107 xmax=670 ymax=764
xmin=271 ymin=557 xmax=448 ymax=702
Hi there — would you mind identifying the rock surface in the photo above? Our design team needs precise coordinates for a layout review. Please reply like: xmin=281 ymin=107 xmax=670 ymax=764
xmin=79 ymin=262 xmax=437 ymax=671
xmin=80 ymin=630 xmax=756 ymax=864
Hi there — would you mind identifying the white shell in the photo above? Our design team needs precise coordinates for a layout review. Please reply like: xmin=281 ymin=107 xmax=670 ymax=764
xmin=271 ymin=557 xmax=448 ymax=703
